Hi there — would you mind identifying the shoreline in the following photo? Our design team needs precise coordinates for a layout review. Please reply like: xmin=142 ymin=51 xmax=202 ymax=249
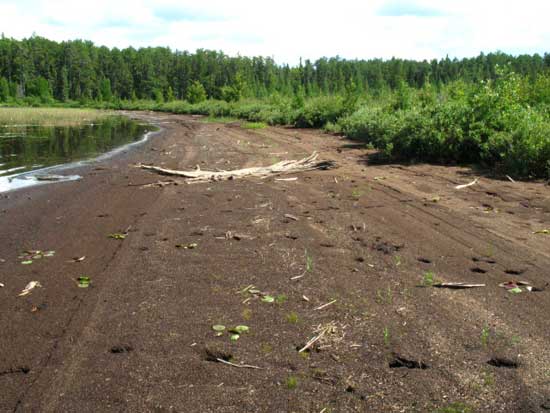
xmin=0 ymin=115 xmax=163 ymax=193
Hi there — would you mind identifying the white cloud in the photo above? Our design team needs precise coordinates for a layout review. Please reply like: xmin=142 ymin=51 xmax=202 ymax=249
xmin=0 ymin=0 xmax=549 ymax=63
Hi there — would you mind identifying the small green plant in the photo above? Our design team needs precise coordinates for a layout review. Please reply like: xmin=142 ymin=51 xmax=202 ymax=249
xmin=275 ymin=294 xmax=288 ymax=305
xmin=509 ymin=335 xmax=521 ymax=347
xmin=422 ymin=271 xmax=435 ymax=286
xmin=376 ymin=287 xmax=393 ymax=304
xmin=481 ymin=370 xmax=495 ymax=387
xmin=480 ymin=325 xmax=490 ymax=348
xmin=394 ymin=255 xmax=402 ymax=267
xmin=286 ymin=312 xmax=299 ymax=324
xmin=305 ymin=250 xmax=313 ymax=272
xmin=286 ymin=376 xmax=298 ymax=390
xmin=351 ymin=189 xmax=362 ymax=199
xmin=434 ymin=402 xmax=474 ymax=413
xmin=383 ymin=327 xmax=391 ymax=347
xmin=261 ymin=343 xmax=273 ymax=353
xmin=241 ymin=308 xmax=252 ymax=320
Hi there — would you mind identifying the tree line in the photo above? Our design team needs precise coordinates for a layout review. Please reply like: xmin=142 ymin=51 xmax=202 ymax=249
xmin=1 ymin=34 xmax=550 ymax=104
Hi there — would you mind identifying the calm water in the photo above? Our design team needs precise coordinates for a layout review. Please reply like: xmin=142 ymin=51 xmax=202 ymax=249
xmin=0 ymin=116 xmax=155 ymax=192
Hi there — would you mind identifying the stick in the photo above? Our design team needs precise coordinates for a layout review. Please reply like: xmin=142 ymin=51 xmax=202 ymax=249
xmin=140 ymin=180 xmax=176 ymax=188
xmin=506 ymin=175 xmax=516 ymax=183
xmin=291 ymin=271 xmax=307 ymax=281
xmin=275 ymin=177 xmax=298 ymax=182
xmin=215 ymin=358 xmax=263 ymax=370
xmin=314 ymin=300 xmax=337 ymax=311
xmin=434 ymin=282 xmax=485 ymax=289
xmin=299 ymin=328 xmax=328 ymax=353
xmin=455 ymin=178 xmax=479 ymax=190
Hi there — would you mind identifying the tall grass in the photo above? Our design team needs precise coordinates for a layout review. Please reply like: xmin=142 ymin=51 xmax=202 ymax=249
xmin=0 ymin=108 xmax=113 ymax=126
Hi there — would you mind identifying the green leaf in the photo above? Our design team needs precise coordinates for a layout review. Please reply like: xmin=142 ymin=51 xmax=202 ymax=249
xmin=77 ymin=276 xmax=91 ymax=288
xmin=231 ymin=325 xmax=249 ymax=334
xmin=109 ymin=233 xmax=126 ymax=240
xmin=21 ymin=260 xmax=33 ymax=265
xmin=212 ymin=325 xmax=226 ymax=332
xmin=230 ymin=334 xmax=240 ymax=341
xmin=508 ymin=287 xmax=522 ymax=294
xmin=261 ymin=295 xmax=275 ymax=303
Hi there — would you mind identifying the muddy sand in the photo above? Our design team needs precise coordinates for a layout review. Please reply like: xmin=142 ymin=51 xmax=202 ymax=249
xmin=1 ymin=112 xmax=549 ymax=412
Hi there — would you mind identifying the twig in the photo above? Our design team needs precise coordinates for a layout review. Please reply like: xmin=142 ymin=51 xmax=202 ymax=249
xmin=275 ymin=177 xmax=298 ymax=182
xmin=314 ymin=300 xmax=337 ymax=311
xmin=455 ymin=178 xmax=479 ymax=190
xmin=215 ymin=358 xmax=263 ymax=370
xmin=299 ymin=328 xmax=329 ymax=353
xmin=434 ymin=282 xmax=486 ymax=289
xmin=506 ymin=175 xmax=516 ymax=183
xmin=291 ymin=271 xmax=307 ymax=281
xmin=140 ymin=180 xmax=176 ymax=188
xmin=237 ymin=284 xmax=255 ymax=294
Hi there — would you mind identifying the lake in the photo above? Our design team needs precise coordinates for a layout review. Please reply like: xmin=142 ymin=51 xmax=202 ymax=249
xmin=0 ymin=116 xmax=155 ymax=192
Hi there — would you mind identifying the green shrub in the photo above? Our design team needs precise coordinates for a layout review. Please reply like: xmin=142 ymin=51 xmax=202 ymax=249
xmin=294 ymin=96 xmax=346 ymax=128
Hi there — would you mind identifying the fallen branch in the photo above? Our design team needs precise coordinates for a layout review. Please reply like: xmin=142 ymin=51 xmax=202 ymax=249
xmin=455 ymin=178 xmax=479 ymax=190
xmin=215 ymin=358 xmax=263 ymax=370
xmin=138 ymin=152 xmax=335 ymax=183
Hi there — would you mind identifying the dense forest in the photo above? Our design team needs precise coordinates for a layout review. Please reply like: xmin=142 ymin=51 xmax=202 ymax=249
xmin=2 ymin=35 xmax=550 ymax=179
xmin=1 ymin=34 xmax=550 ymax=103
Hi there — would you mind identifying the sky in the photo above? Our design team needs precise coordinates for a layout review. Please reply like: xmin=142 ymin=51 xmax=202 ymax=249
xmin=0 ymin=0 xmax=549 ymax=64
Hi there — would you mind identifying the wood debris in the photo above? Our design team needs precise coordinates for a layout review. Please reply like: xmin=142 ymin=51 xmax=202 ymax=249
xmin=434 ymin=282 xmax=486 ymax=289
xmin=140 ymin=180 xmax=177 ymax=188
xmin=215 ymin=358 xmax=263 ymax=370
xmin=138 ymin=152 xmax=335 ymax=183
xmin=18 ymin=281 xmax=41 ymax=297
xmin=314 ymin=300 xmax=338 ymax=311
xmin=455 ymin=178 xmax=479 ymax=190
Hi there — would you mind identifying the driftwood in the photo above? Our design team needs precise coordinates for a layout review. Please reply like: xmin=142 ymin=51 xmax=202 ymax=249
xmin=138 ymin=152 xmax=334 ymax=183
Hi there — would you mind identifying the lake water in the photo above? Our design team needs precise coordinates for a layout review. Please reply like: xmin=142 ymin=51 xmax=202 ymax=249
xmin=0 ymin=116 xmax=155 ymax=192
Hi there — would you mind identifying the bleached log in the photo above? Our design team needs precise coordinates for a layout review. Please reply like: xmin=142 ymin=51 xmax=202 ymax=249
xmin=138 ymin=152 xmax=334 ymax=183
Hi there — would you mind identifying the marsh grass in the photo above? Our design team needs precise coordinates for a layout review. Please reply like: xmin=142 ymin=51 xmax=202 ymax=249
xmin=242 ymin=121 xmax=267 ymax=129
xmin=0 ymin=108 xmax=113 ymax=127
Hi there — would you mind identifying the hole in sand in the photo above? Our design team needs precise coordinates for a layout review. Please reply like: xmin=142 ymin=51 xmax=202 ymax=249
xmin=110 ymin=345 xmax=133 ymax=354
xmin=505 ymin=269 xmax=525 ymax=276
xmin=487 ymin=357 xmax=518 ymax=368
xmin=471 ymin=267 xmax=487 ymax=274
xmin=417 ymin=258 xmax=432 ymax=264
xmin=389 ymin=355 xmax=429 ymax=369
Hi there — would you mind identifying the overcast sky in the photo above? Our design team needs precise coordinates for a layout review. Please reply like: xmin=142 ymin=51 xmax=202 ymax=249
xmin=1 ymin=0 xmax=549 ymax=64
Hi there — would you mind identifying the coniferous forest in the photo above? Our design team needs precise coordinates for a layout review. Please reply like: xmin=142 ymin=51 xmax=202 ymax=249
xmin=2 ymin=35 xmax=550 ymax=178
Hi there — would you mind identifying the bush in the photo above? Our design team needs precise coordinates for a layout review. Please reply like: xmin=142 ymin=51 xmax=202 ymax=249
xmin=187 ymin=81 xmax=207 ymax=104
xmin=294 ymin=96 xmax=346 ymax=128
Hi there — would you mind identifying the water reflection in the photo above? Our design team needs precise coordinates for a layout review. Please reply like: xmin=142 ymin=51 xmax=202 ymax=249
xmin=0 ymin=116 xmax=155 ymax=192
